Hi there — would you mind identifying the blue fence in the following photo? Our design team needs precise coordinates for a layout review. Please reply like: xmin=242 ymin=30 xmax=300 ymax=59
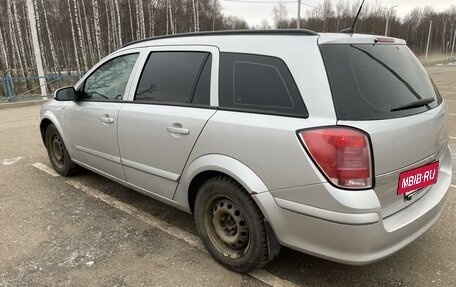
xmin=1 ymin=74 xmax=81 ymax=102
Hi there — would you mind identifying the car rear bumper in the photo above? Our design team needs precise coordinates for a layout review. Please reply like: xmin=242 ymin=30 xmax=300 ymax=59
xmin=253 ymin=146 xmax=452 ymax=265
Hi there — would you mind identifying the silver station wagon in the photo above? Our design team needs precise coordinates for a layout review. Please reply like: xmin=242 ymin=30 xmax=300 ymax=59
xmin=40 ymin=30 xmax=452 ymax=272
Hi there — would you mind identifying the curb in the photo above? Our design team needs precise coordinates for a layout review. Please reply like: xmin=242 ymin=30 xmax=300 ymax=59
xmin=0 ymin=99 xmax=49 ymax=110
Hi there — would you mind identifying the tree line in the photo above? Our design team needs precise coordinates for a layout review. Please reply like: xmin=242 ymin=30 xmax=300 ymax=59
xmin=273 ymin=1 xmax=456 ymax=57
xmin=0 ymin=0 xmax=247 ymax=77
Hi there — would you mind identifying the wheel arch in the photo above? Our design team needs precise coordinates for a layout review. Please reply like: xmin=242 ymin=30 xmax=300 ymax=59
xmin=173 ymin=154 xmax=269 ymax=213
xmin=40 ymin=112 xmax=68 ymax=148
xmin=178 ymin=154 xmax=281 ymax=263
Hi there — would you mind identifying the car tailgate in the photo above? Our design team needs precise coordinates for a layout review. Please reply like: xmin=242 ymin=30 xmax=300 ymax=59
xmin=339 ymin=102 xmax=449 ymax=217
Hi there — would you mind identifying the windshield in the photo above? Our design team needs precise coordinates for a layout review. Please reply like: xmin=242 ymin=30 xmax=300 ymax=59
xmin=319 ymin=44 xmax=442 ymax=120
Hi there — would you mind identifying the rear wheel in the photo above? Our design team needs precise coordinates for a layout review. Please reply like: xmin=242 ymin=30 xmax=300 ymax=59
xmin=45 ymin=124 xmax=80 ymax=176
xmin=194 ymin=176 xmax=270 ymax=272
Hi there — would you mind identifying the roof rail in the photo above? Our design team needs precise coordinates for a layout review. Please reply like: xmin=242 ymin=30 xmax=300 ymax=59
xmin=122 ymin=29 xmax=319 ymax=48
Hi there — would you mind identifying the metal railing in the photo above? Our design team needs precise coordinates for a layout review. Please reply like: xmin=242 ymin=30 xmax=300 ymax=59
xmin=1 ymin=74 xmax=81 ymax=102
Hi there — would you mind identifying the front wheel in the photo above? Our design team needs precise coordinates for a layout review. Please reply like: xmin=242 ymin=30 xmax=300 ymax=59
xmin=194 ymin=176 xmax=270 ymax=272
xmin=45 ymin=124 xmax=80 ymax=176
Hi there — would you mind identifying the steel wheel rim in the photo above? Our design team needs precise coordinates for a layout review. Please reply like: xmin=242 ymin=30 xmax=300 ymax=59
xmin=50 ymin=133 xmax=65 ymax=168
xmin=203 ymin=195 xmax=250 ymax=259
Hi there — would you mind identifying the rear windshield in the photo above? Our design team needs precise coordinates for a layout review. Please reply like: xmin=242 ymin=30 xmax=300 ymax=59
xmin=320 ymin=44 xmax=442 ymax=120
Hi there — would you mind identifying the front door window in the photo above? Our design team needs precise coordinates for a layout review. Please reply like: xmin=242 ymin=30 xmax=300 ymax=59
xmin=81 ymin=53 xmax=139 ymax=101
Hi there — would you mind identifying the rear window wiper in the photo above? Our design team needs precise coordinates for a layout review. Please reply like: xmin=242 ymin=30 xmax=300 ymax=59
xmin=390 ymin=97 xmax=435 ymax=112
xmin=351 ymin=45 xmax=424 ymax=102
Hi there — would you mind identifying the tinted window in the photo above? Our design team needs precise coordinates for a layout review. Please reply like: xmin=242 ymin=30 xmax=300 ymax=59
xmin=135 ymin=52 xmax=209 ymax=104
xmin=191 ymin=54 xmax=212 ymax=105
xmin=320 ymin=44 xmax=441 ymax=120
xmin=82 ymin=53 xmax=138 ymax=101
xmin=219 ymin=53 xmax=308 ymax=117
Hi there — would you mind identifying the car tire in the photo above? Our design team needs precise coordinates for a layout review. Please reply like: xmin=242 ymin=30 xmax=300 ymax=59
xmin=45 ymin=124 xmax=80 ymax=176
xmin=194 ymin=175 xmax=270 ymax=272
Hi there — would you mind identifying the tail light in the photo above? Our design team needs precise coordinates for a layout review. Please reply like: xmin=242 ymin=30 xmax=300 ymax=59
xmin=298 ymin=127 xmax=372 ymax=189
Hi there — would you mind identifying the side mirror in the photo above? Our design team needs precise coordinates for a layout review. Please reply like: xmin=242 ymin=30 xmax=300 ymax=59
xmin=54 ymin=87 xmax=76 ymax=101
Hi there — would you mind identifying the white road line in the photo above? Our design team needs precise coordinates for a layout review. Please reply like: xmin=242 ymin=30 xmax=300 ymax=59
xmin=65 ymin=179 xmax=296 ymax=287
xmin=451 ymin=184 xmax=456 ymax=189
xmin=450 ymin=136 xmax=456 ymax=140
xmin=66 ymin=180 xmax=205 ymax=250
xmin=450 ymin=113 xmax=456 ymax=116
xmin=32 ymin=162 xmax=60 ymax=177
xmin=446 ymin=99 xmax=456 ymax=102
xmin=249 ymin=269 xmax=299 ymax=287
xmin=2 ymin=157 xmax=23 ymax=166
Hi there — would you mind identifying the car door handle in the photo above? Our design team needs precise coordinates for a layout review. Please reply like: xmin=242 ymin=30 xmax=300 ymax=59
xmin=99 ymin=115 xmax=114 ymax=124
xmin=167 ymin=126 xmax=189 ymax=135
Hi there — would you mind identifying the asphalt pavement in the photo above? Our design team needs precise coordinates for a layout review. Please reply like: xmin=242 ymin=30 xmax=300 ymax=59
xmin=0 ymin=65 xmax=455 ymax=287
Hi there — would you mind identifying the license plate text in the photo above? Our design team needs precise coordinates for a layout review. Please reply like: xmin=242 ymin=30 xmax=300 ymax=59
xmin=397 ymin=162 xmax=439 ymax=195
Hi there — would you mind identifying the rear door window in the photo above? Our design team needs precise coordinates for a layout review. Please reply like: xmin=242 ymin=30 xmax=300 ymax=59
xmin=219 ymin=53 xmax=308 ymax=117
xmin=320 ymin=44 xmax=441 ymax=120
xmin=191 ymin=54 xmax=212 ymax=105
xmin=135 ymin=51 xmax=209 ymax=105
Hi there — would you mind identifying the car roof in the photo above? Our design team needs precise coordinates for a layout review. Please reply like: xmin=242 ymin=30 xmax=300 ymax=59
xmin=121 ymin=29 xmax=319 ymax=49
xmin=118 ymin=30 xmax=406 ymax=54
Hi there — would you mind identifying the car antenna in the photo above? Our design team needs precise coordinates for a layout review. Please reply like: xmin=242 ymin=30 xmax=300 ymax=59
xmin=340 ymin=0 xmax=365 ymax=33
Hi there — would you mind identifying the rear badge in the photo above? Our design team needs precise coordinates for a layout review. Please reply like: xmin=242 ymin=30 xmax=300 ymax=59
xmin=397 ymin=162 xmax=439 ymax=195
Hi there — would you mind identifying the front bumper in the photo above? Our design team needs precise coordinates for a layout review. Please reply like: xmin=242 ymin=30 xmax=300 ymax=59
xmin=253 ymin=146 xmax=452 ymax=265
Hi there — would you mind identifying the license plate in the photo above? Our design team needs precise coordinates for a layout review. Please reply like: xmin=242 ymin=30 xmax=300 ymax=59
xmin=397 ymin=162 xmax=439 ymax=195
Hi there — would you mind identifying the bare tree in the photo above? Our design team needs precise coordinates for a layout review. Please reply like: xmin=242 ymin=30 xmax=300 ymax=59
xmin=104 ymin=1 xmax=112 ymax=53
xmin=110 ymin=0 xmax=118 ymax=50
xmin=7 ymin=0 xmax=24 ymax=76
xmin=135 ymin=0 xmax=141 ymax=40
xmin=73 ymin=0 xmax=87 ymax=70
xmin=67 ymin=0 xmax=81 ymax=72
xmin=80 ymin=0 xmax=95 ymax=66
xmin=192 ymin=0 xmax=198 ymax=32
xmin=92 ymin=0 xmax=102 ymax=60
xmin=0 ymin=21 xmax=10 ymax=72
xmin=223 ymin=16 xmax=249 ymax=30
xmin=321 ymin=0 xmax=335 ymax=32
xmin=114 ymin=0 xmax=122 ymax=47
xmin=166 ymin=0 xmax=169 ymax=34
xmin=196 ymin=0 xmax=200 ymax=32
xmin=40 ymin=0 xmax=57 ymax=70
xmin=168 ymin=0 xmax=175 ymax=34
xmin=272 ymin=3 xmax=288 ymax=29
xmin=147 ymin=1 xmax=156 ymax=37
xmin=137 ymin=0 xmax=146 ymax=39
xmin=12 ymin=1 xmax=28 ymax=72
xmin=127 ymin=1 xmax=135 ymax=40
xmin=32 ymin=0 xmax=46 ymax=70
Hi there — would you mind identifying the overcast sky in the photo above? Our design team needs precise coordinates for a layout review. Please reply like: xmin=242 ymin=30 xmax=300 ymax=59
xmin=220 ymin=0 xmax=456 ymax=28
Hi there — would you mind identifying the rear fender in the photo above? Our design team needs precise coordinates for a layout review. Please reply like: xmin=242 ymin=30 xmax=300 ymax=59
xmin=173 ymin=154 xmax=269 ymax=211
